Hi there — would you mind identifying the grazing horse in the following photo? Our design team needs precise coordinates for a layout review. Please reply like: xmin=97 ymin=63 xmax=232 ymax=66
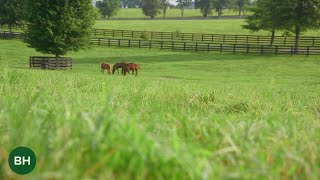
xmin=112 ymin=62 xmax=127 ymax=74
xmin=101 ymin=62 xmax=111 ymax=75
xmin=122 ymin=63 xmax=141 ymax=77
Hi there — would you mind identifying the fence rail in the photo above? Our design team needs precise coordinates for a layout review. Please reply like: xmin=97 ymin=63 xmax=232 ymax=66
xmin=30 ymin=56 xmax=72 ymax=69
xmin=90 ymin=38 xmax=320 ymax=56
xmin=91 ymin=29 xmax=320 ymax=46
xmin=2 ymin=25 xmax=320 ymax=47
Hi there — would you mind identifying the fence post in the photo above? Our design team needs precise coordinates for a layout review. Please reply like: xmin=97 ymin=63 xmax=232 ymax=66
xmin=172 ymin=42 xmax=174 ymax=50
xmin=121 ymin=30 xmax=124 ymax=37
xmin=312 ymin=37 xmax=315 ymax=46
xmin=233 ymin=44 xmax=236 ymax=54
xmin=161 ymin=41 xmax=163 ymax=49
xmin=261 ymin=45 xmax=264 ymax=55
xmin=211 ymin=34 xmax=214 ymax=42
xmin=161 ymin=32 xmax=163 ymax=40
xmin=247 ymin=44 xmax=249 ymax=53
xmin=98 ymin=38 xmax=100 ymax=46
xmin=284 ymin=37 xmax=287 ymax=46
xmin=108 ymin=39 xmax=110 ymax=46
xmin=196 ymin=43 xmax=198 ymax=52
xmin=257 ymin=36 xmax=260 ymax=45
xmin=202 ymin=34 xmax=204 ymax=41
xmin=275 ymin=45 xmax=278 ymax=55
xmin=307 ymin=46 xmax=310 ymax=57
xmin=151 ymin=32 xmax=153 ymax=39
xmin=246 ymin=36 xmax=249 ymax=44
xmin=112 ymin=30 xmax=115 ymax=37
xmin=207 ymin=43 xmax=210 ymax=52
xmin=129 ymin=40 xmax=131 ymax=47
xmin=290 ymin=46 xmax=293 ymax=56
xmin=184 ymin=42 xmax=186 ymax=51
xmin=149 ymin=40 xmax=151 ymax=49
xmin=139 ymin=40 xmax=141 ymax=48
xmin=220 ymin=44 xmax=223 ymax=54
xmin=118 ymin=39 xmax=120 ymax=47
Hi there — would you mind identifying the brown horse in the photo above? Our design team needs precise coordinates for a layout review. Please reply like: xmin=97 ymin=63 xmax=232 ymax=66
xmin=122 ymin=63 xmax=141 ymax=77
xmin=101 ymin=62 xmax=111 ymax=75
xmin=112 ymin=62 xmax=127 ymax=74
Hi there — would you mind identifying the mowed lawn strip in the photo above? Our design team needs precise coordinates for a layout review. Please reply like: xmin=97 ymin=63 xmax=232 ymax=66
xmin=0 ymin=39 xmax=320 ymax=179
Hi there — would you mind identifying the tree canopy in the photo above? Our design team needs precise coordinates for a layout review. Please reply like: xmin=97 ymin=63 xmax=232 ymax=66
xmin=195 ymin=0 xmax=214 ymax=17
xmin=96 ymin=0 xmax=120 ymax=19
xmin=24 ymin=0 xmax=96 ymax=57
xmin=141 ymin=0 xmax=161 ymax=19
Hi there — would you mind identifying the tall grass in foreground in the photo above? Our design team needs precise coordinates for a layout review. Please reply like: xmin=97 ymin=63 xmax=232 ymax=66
xmin=0 ymin=67 xmax=319 ymax=179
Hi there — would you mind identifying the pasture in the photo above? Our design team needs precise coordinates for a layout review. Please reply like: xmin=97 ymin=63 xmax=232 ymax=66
xmin=105 ymin=8 xmax=244 ymax=19
xmin=1 ymin=39 xmax=320 ymax=179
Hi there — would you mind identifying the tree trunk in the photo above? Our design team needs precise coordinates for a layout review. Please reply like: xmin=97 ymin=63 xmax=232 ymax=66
xmin=163 ymin=9 xmax=166 ymax=19
xmin=239 ymin=7 xmax=242 ymax=16
xmin=270 ymin=29 xmax=275 ymax=46
xmin=181 ymin=8 xmax=184 ymax=17
xmin=294 ymin=25 xmax=301 ymax=53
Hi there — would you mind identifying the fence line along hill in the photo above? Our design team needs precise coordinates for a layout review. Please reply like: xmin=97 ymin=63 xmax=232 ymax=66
xmin=91 ymin=29 xmax=320 ymax=46
xmin=2 ymin=25 xmax=320 ymax=47
xmin=90 ymin=38 xmax=320 ymax=56
xmin=2 ymin=27 xmax=320 ymax=55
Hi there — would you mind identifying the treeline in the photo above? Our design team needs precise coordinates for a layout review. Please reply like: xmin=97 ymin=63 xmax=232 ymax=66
xmin=95 ymin=0 xmax=254 ymax=19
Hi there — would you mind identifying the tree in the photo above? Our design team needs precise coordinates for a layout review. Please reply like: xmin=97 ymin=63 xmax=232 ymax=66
xmin=176 ymin=0 xmax=192 ymax=17
xmin=0 ymin=0 xmax=24 ymax=33
xmin=160 ymin=0 xmax=170 ymax=19
xmin=195 ymin=0 xmax=214 ymax=17
xmin=141 ymin=0 xmax=161 ymax=19
xmin=24 ymin=0 xmax=96 ymax=57
xmin=213 ymin=0 xmax=227 ymax=18
xmin=236 ymin=0 xmax=244 ymax=16
xmin=243 ymin=0 xmax=284 ymax=46
xmin=121 ymin=0 xmax=128 ymax=7
xmin=127 ymin=0 xmax=142 ymax=8
xmin=96 ymin=0 xmax=120 ymax=19
xmin=276 ymin=0 xmax=320 ymax=52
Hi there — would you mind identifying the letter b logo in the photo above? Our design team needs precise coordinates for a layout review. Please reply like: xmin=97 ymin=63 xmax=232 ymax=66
xmin=9 ymin=147 xmax=36 ymax=175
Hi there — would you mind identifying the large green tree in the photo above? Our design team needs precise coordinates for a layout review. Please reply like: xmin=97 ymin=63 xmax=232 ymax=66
xmin=24 ymin=0 xmax=96 ymax=57
xmin=0 ymin=0 xmax=24 ymax=33
xmin=141 ymin=0 xmax=161 ymax=19
xmin=195 ymin=0 xmax=214 ymax=17
xmin=277 ymin=0 xmax=320 ymax=51
xmin=176 ymin=0 xmax=192 ymax=17
xmin=243 ymin=0 xmax=283 ymax=46
xmin=96 ymin=0 xmax=120 ymax=19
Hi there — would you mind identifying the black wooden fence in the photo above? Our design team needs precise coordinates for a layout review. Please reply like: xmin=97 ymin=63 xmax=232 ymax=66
xmin=90 ymin=38 xmax=320 ymax=56
xmin=92 ymin=29 xmax=320 ymax=46
xmin=30 ymin=56 xmax=72 ymax=69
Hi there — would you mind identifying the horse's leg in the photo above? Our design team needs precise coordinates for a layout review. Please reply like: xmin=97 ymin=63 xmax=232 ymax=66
xmin=135 ymin=69 xmax=138 ymax=77
xmin=108 ymin=68 xmax=111 ymax=75
xmin=101 ymin=68 xmax=104 ymax=74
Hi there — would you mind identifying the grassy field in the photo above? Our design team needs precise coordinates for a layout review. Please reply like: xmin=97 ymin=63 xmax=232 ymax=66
xmin=1 ymin=39 xmax=320 ymax=179
xmin=97 ymin=8 xmax=245 ymax=19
